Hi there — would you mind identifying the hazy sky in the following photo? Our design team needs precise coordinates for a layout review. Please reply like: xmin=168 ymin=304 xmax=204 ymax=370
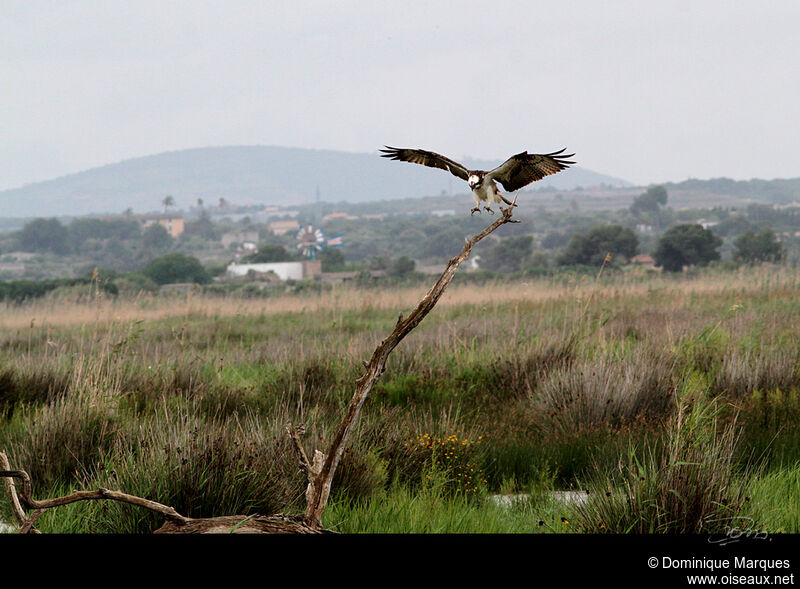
xmin=1 ymin=0 xmax=798 ymax=191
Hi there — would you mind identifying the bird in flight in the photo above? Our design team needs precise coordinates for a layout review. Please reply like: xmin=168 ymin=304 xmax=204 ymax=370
xmin=380 ymin=146 xmax=575 ymax=214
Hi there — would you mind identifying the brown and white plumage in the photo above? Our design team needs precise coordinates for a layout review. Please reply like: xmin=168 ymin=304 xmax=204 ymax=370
xmin=380 ymin=146 xmax=575 ymax=214
xmin=379 ymin=147 xmax=470 ymax=181
xmin=486 ymin=149 xmax=575 ymax=191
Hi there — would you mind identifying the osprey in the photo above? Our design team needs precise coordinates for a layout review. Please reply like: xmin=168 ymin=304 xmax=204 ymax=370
xmin=380 ymin=146 xmax=575 ymax=214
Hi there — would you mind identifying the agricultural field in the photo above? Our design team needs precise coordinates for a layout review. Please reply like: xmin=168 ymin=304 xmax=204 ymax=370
xmin=1 ymin=265 xmax=799 ymax=534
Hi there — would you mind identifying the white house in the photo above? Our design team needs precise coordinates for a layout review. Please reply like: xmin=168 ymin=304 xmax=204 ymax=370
xmin=226 ymin=260 xmax=321 ymax=281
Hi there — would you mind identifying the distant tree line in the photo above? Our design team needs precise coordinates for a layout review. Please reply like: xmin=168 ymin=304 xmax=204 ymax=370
xmin=0 ymin=274 xmax=118 ymax=304
xmin=1 ymin=182 xmax=792 ymax=288
xmin=9 ymin=216 xmax=178 ymax=272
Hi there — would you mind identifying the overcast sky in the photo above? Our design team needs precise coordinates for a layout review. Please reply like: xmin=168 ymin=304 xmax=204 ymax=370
xmin=1 ymin=0 xmax=798 ymax=191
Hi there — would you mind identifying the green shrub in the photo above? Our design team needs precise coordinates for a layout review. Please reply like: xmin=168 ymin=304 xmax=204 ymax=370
xmin=141 ymin=253 xmax=211 ymax=285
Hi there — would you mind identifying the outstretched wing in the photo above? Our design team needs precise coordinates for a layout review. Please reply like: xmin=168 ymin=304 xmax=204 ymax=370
xmin=487 ymin=148 xmax=575 ymax=192
xmin=379 ymin=146 xmax=469 ymax=181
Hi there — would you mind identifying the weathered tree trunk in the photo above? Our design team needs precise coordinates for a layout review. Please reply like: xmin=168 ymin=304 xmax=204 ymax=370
xmin=294 ymin=201 xmax=519 ymax=528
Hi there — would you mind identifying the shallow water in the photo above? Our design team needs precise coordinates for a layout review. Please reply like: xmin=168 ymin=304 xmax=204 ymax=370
xmin=489 ymin=490 xmax=589 ymax=507
xmin=0 ymin=521 xmax=15 ymax=533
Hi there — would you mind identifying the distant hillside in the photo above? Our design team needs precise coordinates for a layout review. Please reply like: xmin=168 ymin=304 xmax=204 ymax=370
xmin=664 ymin=177 xmax=800 ymax=204
xmin=0 ymin=145 xmax=630 ymax=218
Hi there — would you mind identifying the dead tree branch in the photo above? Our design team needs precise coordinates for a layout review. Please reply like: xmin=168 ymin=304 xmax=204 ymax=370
xmin=297 ymin=199 xmax=520 ymax=528
xmin=0 ymin=451 xmax=189 ymax=533
xmin=0 ymin=450 xmax=326 ymax=534
xmin=1 ymin=451 xmax=31 ymax=532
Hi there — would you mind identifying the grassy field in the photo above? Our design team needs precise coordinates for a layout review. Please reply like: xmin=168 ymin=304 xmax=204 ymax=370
xmin=1 ymin=264 xmax=799 ymax=533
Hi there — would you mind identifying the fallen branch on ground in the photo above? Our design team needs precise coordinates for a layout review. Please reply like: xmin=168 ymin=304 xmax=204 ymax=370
xmin=0 ymin=450 xmax=326 ymax=534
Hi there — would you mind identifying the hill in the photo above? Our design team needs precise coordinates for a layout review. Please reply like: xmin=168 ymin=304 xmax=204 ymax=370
xmin=0 ymin=145 xmax=630 ymax=218
xmin=664 ymin=177 xmax=800 ymax=205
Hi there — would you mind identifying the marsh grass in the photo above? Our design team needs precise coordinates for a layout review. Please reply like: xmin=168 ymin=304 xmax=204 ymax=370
xmin=531 ymin=347 xmax=678 ymax=436
xmin=1 ymin=391 xmax=118 ymax=490
xmin=482 ymin=421 xmax=663 ymax=491
xmin=735 ymin=388 xmax=800 ymax=470
xmin=712 ymin=347 xmax=800 ymax=398
xmin=82 ymin=408 xmax=305 ymax=533
xmin=575 ymin=393 xmax=753 ymax=533
xmin=24 ymin=405 xmax=308 ymax=534
xmin=323 ymin=461 xmax=580 ymax=534
xmin=744 ymin=465 xmax=800 ymax=533
xmin=0 ymin=362 xmax=71 ymax=417
xmin=2 ymin=267 xmax=800 ymax=532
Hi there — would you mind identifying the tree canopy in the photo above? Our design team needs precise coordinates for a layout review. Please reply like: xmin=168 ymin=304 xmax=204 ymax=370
xmin=17 ymin=218 xmax=70 ymax=254
xmin=141 ymin=223 xmax=174 ymax=256
xmin=387 ymin=255 xmax=416 ymax=277
xmin=162 ymin=195 xmax=176 ymax=213
xmin=243 ymin=244 xmax=296 ymax=263
xmin=733 ymin=227 xmax=784 ymax=264
xmin=68 ymin=218 xmax=141 ymax=250
xmin=479 ymin=235 xmax=534 ymax=273
xmin=319 ymin=248 xmax=346 ymax=272
xmin=558 ymin=225 xmax=639 ymax=267
xmin=652 ymin=224 xmax=722 ymax=272
xmin=630 ymin=185 xmax=668 ymax=216
xmin=141 ymin=253 xmax=211 ymax=285
xmin=183 ymin=210 xmax=218 ymax=241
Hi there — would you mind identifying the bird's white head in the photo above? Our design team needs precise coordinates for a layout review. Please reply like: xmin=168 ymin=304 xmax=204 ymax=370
xmin=468 ymin=174 xmax=480 ymax=188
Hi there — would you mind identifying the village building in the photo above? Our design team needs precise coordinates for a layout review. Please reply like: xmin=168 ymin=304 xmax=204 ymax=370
xmin=226 ymin=259 xmax=322 ymax=282
xmin=138 ymin=213 xmax=185 ymax=237
xmin=630 ymin=254 xmax=659 ymax=270
xmin=268 ymin=219 xmax=301 ymax=235
xmin=322 ymin=212 xmax=358 ymax=223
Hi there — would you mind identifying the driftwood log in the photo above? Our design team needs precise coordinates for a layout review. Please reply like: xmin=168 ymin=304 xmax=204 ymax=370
xmin=1 ymin=200 xmax=519 ymax=533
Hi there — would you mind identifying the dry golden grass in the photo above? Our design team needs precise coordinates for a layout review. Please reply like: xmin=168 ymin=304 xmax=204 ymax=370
xmin=1 ymin=264 xmax=796 ymax=331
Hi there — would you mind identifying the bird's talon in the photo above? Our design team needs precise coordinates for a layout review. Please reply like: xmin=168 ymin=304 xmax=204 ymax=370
xmin=470 ymin=207 xmax=480 ymax=215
